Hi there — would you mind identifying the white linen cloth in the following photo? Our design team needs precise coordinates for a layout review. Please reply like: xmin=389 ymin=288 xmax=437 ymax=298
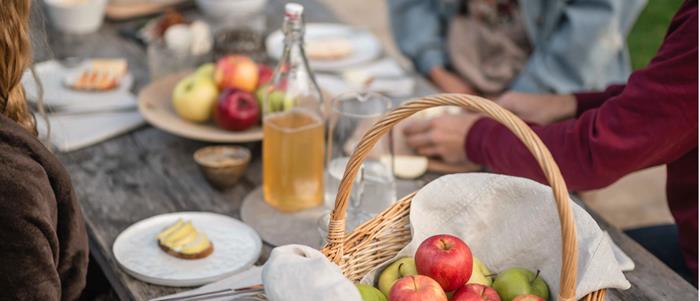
xmin=316 ymin=58 xmax=416 ymax=98
xmin=360 ymin=173 xmax=632 ymax=299
xmin=262 ymin=244 xmax=361 ymax=301
xmin=150 ymin=266 xmax=263 ymax=301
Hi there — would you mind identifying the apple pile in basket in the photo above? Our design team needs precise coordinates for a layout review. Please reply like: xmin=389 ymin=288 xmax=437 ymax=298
xmin=172 ymin=55 xmax=279 ymax=131
xmin=356 ymin=234 xmax=550 ymax=301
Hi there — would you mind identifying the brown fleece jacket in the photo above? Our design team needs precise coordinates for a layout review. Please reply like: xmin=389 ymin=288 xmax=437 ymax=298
xmin=0 ymin=114 xmax=88 ymax=300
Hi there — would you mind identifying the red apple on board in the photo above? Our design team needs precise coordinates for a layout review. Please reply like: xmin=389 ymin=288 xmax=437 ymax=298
xmin=214 ymin=88 xmax=260 ymax=131
xmin=258 ymin=64 xmax=274 ymax=86
xmin=415 ymin=234 xmax=473 ymax=292
xmin=512 ymin=294 xmax=545 ymax=301
xmin=451 ymin=284 xmax=501 ymax=301
xmin=214 ymin=55 xmax=259 ymax=92
xmin=389 ymin=275 xmax=448 ymax=301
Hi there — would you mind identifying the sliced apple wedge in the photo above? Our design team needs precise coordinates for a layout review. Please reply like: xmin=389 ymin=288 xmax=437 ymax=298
xmin=382 ymin=155 xmax=429 ymax=179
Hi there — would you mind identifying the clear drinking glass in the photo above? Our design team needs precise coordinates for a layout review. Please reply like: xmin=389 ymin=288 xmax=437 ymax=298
xmin=324 ymin=92 xmax=396 ymax=233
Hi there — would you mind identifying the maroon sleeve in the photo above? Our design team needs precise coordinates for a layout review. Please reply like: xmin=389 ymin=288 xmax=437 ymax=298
xmin=465 ymin=3 xmax=698 ymax=191
xmin=573 ymin=84 xmax=626 ymax=117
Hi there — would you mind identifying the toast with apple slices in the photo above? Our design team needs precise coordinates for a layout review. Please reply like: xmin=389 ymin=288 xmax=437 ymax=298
xmin=157 ymin=219 xmax=214 ymax=260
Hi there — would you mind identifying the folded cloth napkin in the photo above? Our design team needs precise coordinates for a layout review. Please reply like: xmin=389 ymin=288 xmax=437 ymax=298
xmin=262 ymin=244 xmax=361 ymax=301
xmin=150 ymin=266 xmax=263 ymax=301
xmin=361 ymin=173 xmax=632 ymax=299
xmin=36 ymin=105 xmax=144 ymax=152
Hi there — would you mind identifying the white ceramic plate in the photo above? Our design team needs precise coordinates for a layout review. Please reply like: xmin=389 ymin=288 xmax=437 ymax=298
xmin=22 ymin=60 xmax=134 ymax=109
xmin=113 ymin=212 xmax=262 ymax=287
xmin=266 ymin=23 xmax=382 ymax=71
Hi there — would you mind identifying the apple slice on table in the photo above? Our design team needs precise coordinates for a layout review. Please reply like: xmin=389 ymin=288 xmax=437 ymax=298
xmin=415 ymin=234 xmax=474 ymax=292
xmin=389 ymin=275 xmax=448 ymax=301
xmin=452 ymin=283 xmax=501 ymax=301
xmin=492 ymin=268 xmax=549 ymax=301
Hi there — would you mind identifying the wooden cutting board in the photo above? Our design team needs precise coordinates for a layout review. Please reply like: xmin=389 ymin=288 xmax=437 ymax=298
xmin=106 ymin=0 xmax=191 ymax=20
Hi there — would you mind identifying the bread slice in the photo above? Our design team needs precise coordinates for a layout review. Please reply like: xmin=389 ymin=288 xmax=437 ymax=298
xmin=157 ymin=219 xmax=214 ymax=260
xmin=67 ymin=59 xmax=128 ymax=91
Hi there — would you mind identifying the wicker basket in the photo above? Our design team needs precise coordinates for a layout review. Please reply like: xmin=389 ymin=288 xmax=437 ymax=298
xmin=320 ymin=94 xmax=607 ymax=301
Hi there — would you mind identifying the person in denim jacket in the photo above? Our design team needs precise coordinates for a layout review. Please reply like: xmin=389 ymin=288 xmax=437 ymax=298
xmin=389 ymin=0 xmax=646 ymax=95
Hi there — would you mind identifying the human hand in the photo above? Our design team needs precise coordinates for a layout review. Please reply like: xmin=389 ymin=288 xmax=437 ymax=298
xmin=403 ymin=112 xmax=482 ymax=164
xmin=429 ymin=66 xmax=475 ymax=94
xmin=496 ymin=91 xmax=577 ymax=125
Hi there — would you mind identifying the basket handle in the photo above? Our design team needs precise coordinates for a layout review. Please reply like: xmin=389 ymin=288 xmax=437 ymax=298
xmin=325 ymin=94 xmax=578 ymax=301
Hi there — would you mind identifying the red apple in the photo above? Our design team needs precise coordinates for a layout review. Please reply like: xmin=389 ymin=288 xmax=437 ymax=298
xmin=415 ymin=234 xmax=473 ymax=292
xmin=258 ymin=64 xmax=273 ymax=86
xmin=214 ymin=55 xmax=259 ymax=92
xmin=452 ymin=284 xmax=500 ymax=301
xmin=389 ymin=275 xmax=448 ymax=301
xmin=512 ymin=294 xmax=545 ymax=301
xmin=214 ymin=88 xmax=260 ymax=131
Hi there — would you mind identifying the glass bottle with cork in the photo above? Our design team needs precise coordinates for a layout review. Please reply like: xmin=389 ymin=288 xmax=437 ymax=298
xmin=262 ymin=3 xmax=325 ymax=212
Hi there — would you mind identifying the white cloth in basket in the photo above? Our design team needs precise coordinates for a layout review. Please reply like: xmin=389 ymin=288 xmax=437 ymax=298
xmin=263 ymin=244 xmax=362 ymax=301
xmin=361 ymin=173 xmax=631 ymax=299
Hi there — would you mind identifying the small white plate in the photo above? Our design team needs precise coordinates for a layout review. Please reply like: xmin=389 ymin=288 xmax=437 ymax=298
xmin=22 ymin=60 xmax=134 ymax=109
xmin=113 ymin=212 xmax=262 ymax=287
xmin=266 ymin=23 xmax=382 ymax=71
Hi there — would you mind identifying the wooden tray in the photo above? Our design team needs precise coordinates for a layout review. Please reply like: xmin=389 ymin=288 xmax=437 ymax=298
xmin=138 ymin=70 xmax=263 ymax=143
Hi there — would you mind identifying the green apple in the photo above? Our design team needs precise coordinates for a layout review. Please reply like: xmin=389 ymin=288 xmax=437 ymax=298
xmin=172 ymin=74 xmax=219 ymax=122
xmin=265 ymin=90 xmax=295 ymax=113
xmin=194 ymin=63 xmax=215 ymax=79
xmin=467 ymin=257 xmax=493 ymax=286
xmin=492 ymin=268 xmax=549 ymax=301
xmin=377 ymin=257 xmax=417 ymax=298
xmin=255 ymin=84 xmax=270 ymax=109
xmin=356 ymin=284 xmax=387 ymax=301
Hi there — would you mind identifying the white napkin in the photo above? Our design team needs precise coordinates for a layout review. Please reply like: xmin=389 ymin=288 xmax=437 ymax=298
xmin=36 ymin=104 xmax=144 ymax=152
xmin=150 ymin=266 xmax=263 ymax=301
xmin=262 ymin=244 xmax=361 ymax=301
xmin=361 ymin=173 xmax=632 ymax=299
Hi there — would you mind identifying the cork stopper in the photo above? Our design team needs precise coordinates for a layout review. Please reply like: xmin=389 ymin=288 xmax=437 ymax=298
xmin=285 ymin=3 xmax=304 ymax=19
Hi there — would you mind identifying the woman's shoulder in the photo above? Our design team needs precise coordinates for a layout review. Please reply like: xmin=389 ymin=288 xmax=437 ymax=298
xmin=0 ymin=114 xmax=63 ymax=217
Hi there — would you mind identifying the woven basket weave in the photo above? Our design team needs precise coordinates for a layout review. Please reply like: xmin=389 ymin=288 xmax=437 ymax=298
xmin=319 ymin=94 xmax=607 ymax=301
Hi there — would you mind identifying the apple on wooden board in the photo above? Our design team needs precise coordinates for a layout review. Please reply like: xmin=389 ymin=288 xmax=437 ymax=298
xmin=492 ymin=268 xmax=549 ymax=301
xmin=214 ymin=89 xmax=260 ymax=131
xmin=172 ymin=74 xmax=219 ymax=122
xmin=389 ymin=275 xmax=448 ymax=301
xmin=356 ymin=284 xmax=388 ymax=301
xmin=214 ymin=55 xmax=259 ymax=92
xmin=378 ymin=257 xmax=418 ymax=297
xmin=452 ymin=283 xmax=501 ymax=301
xmin=468 ymin=257 xmax=493 ymax=286
xmin=415 ymin=234 xmax=473 ymax=292
xmin=512 ymin=294 xmax=545 ymax=301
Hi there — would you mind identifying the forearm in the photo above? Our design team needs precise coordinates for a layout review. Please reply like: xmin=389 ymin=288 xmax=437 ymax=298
xmin=574 ymin=84 xmax=626 ymax=116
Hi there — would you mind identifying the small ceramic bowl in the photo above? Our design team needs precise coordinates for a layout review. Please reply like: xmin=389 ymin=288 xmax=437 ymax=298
xmin=194 ymin=146 xmax=251 ymax=190
xmin=44 ymin=0 xmax=107 ymax=34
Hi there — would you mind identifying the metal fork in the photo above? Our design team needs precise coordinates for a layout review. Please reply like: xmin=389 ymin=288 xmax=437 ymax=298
xmin=156 ymin=284 xmax=265 ymax=301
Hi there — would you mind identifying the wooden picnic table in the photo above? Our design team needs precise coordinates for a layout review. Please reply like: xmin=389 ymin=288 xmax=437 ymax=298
xmin=33 ymin=0 xmax=698 ymax=300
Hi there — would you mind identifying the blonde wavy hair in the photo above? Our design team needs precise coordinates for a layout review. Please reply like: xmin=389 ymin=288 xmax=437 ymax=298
xmin=1 ymin=0 xmax=36 ymax=135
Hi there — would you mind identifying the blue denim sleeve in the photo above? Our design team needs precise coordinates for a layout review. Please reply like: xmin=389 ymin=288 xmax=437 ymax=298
xmin=388 ymin=0 xmax=448 ymax=75
xmin=511 ymin=0 xmax=646 ymax=93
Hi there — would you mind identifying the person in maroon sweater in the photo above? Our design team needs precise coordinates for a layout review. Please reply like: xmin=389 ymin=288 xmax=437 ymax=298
xmin=403 ymin=0 xmax=698 ymax=284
